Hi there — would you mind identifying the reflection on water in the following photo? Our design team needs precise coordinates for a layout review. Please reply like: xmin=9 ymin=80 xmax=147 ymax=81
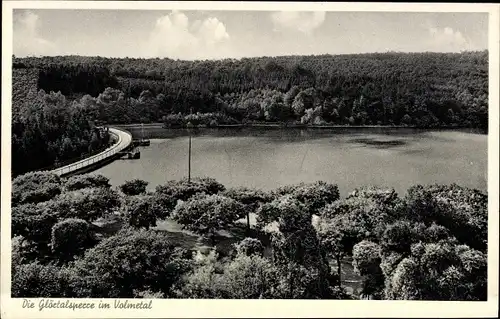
xmin=94 ymin=128 xmax=487 ymax=196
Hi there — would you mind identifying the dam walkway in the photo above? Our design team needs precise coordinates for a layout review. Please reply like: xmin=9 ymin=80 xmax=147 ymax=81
xmin=51 ymin=127 xmax=133 ymax=177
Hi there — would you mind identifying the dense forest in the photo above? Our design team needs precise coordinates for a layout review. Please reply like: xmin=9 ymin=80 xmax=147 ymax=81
xmin=11 ymin=87 xmax=112 ymax=176
xmin=13 ymin=51 xmax=488 ymax=129
xmin=12 ymin=172 xmax=487 ymax=300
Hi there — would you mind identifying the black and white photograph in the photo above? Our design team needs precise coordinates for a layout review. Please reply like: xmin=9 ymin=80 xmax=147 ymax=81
xmin=1 ymin=1 xmax=499 ymax=318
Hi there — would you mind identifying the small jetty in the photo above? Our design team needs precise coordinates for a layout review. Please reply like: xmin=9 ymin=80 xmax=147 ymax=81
xmin=118 ymin=147 xmax=141 ymax=159
xmin=135 ymin=123 xmax=150 ymax=146
xmin=132 ymin=139 xmax=150 ymax=147
xmin=119 ymin=123 xmax=149 ymax=159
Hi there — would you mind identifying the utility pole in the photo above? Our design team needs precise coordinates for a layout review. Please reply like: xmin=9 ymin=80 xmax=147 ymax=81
xmin=187 ymin=107 xmax=193 ymax=183
xmin=188 ymin=132 xmax=192 ymax=183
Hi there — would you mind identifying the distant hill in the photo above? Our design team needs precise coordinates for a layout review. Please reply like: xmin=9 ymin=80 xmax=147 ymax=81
xmin=12 ymin=52 xmax=488 ymax=129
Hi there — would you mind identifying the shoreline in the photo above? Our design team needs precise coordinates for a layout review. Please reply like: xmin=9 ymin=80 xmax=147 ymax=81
xmin=114 ymin=122 xmax=487 ymax=134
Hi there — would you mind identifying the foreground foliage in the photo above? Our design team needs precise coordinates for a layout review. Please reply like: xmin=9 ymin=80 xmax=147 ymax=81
xmin=11 ymin=172 xmax=488 ymax=300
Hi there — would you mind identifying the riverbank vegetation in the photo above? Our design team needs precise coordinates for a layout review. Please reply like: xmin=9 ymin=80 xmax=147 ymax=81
xmin=11 ymin=172 xmax=487 ymax=300
xmin=13 ymin=51 xmax=488 ymax=131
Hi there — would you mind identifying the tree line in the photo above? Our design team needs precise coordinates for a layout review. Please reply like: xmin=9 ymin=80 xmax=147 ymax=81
xmin=12 ymin=172 xmax=487 ymax=300
xmin=13 ymin=51 xmax=488 ymax=130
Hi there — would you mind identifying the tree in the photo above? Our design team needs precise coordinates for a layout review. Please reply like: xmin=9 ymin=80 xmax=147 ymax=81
xmin=284 ymin=86 xmax=301 ymax=111
xmin=352 ymin=240 xmax=385 ymax=299
xmin=12 ymin=88 xmax=107 ymax=175
xmin=49 ymin=187 xmax=120 ymax=222
xmin=292 ymin=95 xmax=306 ymax=117
xmin=222 ymin=187 xmax=273 ymax=230
xmin=119 ymin=179 xmax=149 ymax=196
xmin=171 ymin=194 xmax=245 ymax=244
xmin=150 ymin=192 xmax=178 ymax=220
xmin=64 ymin=174 xmax=110 ymax=191
xmin=51 ymin=218 xmax=96 ymax=262
xmin=12 ymin=262 xmax=76 ymax=297
xmin=385 ymin=241 xmax=486 ymax=300
xmin=12 ymin=203 xmax=59 ymax=246
xmin=273 ymin=181 xmax=340 ymax=216
xmin=155 ymin=177 xmax=226 ymax=202
xmin=258 ymin=195 xmax=334 ymax=299
xmin=401 ymin=184 xmax=487 ymax=251
xmin=71 ymin=227 xmax=192 ymax=298
xmin=314 ymin=214 xmax=356 ymax=284
xmin=218 ymin=254 xmax=283 ymax=298
xmin=12 ymin=172 xmax=62 ymax=206
xmin=123 ymin=195 xmax=160 ymax=230
xmin=315 ymin=194 xmax=395 ymax=284
xmin=380 ymin=220 xmax=421 ymax=255
xmin=13 ymin=52 xmax=488 ymax=130
xmin=178 ymin=250 xmax=283 ymax=299
xmin=234 ymin=238 xmax=265 ymax=257
xmin=401 ymin=114 xmax=412 ymax=126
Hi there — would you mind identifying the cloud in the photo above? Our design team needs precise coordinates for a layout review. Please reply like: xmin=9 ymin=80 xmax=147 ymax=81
xmin=13 ymin=11 xmax=58 ymax=57
xmin=144 ymin=11 xmax=231 ymax=60
xmin=426 ymin=25 xmax=474 ymax=52
xmin=270 ymin=11 xmax=326 ymax=34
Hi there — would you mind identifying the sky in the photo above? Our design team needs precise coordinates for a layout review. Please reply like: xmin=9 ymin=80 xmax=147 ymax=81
xmin=12 ymin=9 xmax=489 ymax=60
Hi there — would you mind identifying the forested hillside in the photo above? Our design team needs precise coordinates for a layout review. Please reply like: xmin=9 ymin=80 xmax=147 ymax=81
xmin=11 ymin=87 xmax=111 ymax=176
xmin=13 ymin=51 xmax=488 ymax=129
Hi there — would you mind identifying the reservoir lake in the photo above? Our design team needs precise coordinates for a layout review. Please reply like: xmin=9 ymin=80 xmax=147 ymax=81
xmin=94 ymin=127 xmax=487 ymax=197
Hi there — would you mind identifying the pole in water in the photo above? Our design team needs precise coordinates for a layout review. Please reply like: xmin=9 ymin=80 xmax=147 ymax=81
xmin=187 ymin=107 xmax=193 ymax=183
xmin=188 ymin=133 xmax=191 ymax=183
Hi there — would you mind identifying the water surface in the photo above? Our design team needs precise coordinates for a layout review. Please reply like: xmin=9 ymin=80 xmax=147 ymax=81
xmin=95 ymin=128 xmax=487 ymax=196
